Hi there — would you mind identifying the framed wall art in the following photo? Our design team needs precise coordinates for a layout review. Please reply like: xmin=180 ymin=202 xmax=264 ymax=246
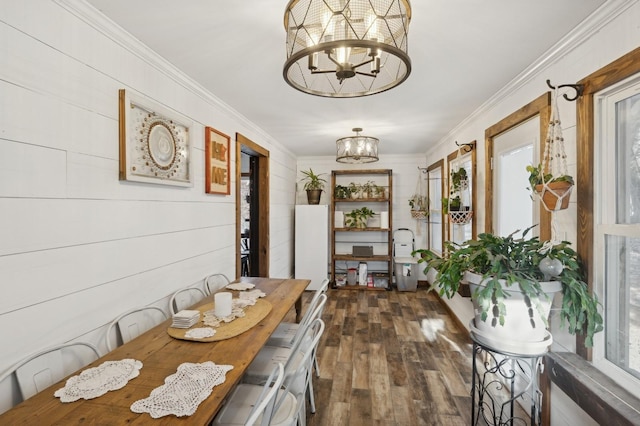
xmin=118 ymin=89 xmax=193 ymax=187
xmin=205 ymin=126 xmax=231 ymax=195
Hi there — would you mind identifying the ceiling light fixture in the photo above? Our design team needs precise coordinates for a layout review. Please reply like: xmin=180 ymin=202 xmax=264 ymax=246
xmin=336 ymin=128 xmax=379 ymax=163
xmin=283 ymin=0 xmax=412 ymax=98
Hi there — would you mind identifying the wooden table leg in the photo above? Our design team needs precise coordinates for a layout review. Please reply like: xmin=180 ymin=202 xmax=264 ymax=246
xmin=295 ymin=295 xmax=303 ymax=323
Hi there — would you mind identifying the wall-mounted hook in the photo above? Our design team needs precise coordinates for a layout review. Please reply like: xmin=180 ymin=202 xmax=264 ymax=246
xmin=417 ymin=166 xmax=427 ymax=174
xmin=546 ymin=79 xmax=584 ymax=102
xmin=454 ymin=140 xmax=474 ymax=153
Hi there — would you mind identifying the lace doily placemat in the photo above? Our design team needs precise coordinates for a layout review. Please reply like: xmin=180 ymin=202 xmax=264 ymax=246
xmin=54 ymin=359 xmax=143 ymax=402
xmin=225 ymin=282 xmax=255 ymax=291
xmin=185 ymin=327 xmax=216 ymax=339
xmin=130 ymin=361 xmax=233 ymax=418
xmin=167 ymin=299 xmax=272 ymax=342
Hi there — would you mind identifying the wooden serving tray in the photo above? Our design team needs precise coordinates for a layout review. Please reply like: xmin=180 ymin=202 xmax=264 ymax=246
xmin=167 ymin=299 xmax=272 ymax=342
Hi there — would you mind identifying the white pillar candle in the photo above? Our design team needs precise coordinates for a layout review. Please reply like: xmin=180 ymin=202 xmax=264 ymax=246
xmin=214 ymin=292 xmax=232 ymax=318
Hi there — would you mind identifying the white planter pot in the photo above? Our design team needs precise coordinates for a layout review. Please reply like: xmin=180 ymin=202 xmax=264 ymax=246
xmin=465 ymin=271 xmax=562 ymax=353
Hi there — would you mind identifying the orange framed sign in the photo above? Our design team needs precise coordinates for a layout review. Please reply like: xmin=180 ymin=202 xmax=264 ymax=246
xmin=205 ymin=126 xmax=231 ymax=195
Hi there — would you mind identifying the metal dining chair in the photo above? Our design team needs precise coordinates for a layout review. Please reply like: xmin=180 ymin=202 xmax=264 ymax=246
xmin=212 ymin=363 xmax=288 ymax=426
xmin=105 ymin=306 xmax=168 ymax=352
xmin=267 ymin=277 xmax=329 ymax=394
xmin=0 ymin=342 xmax=100 ymax=403
xmin=169 ymin=287 xmax=207 ymax=315
xmin=204 ymin=273 xmax=232 ymax=295
xmin=243 ymin=317 xmax=326 ymax=421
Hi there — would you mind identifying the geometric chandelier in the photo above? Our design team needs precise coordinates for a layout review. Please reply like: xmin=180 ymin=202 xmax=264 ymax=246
xmin=283 ymin=0 xmax=412 ymax=98
xmin=336 ymin=128 xmax=379 ymax=163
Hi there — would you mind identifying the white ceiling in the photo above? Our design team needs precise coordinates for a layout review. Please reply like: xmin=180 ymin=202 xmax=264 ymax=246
xmin=87 ymin=0 xmax=606 ymax=157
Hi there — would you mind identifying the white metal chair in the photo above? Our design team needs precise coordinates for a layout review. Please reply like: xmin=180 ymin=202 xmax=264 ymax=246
xmin=212 ymin=363 xmax=288 ymax=426
xmin=0 ymin=342 xmax=100 ymax=403
xmin=105 ymin=306 xmax=167 ymax=352
xmin=267 ymin=279 xmax=329 ymax=348
xmin=204 ymin=273 xmax=232 ymax=295
xmin=267 ymin=277 xmax=329 ymax=401
xmin=243 ymin=318 xmax=326 ymax=423
xmin=169 ymin=287 xmax=207 ymax=315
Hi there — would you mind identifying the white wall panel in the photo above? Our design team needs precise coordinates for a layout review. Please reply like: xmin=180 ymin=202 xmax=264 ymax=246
xmin=0 ymin=139 xmax=67 ymax=198
xmin=0 ymin=0 xmax=296 ymax=413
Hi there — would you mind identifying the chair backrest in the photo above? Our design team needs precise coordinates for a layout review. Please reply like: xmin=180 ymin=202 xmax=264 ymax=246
xmin=291 ymin=293 xmax=327 ymax=349
xmin=204 ymin=273 xmax=231 ymax=295
xmin=0 ymin=342 xmax=100 ymax=402
xmin=297 ymin=278 xmax=329 ymax=326
xmin=277 ymin=319 xmax=325 ymax=413
xmin=105 ymin=306 xmax=167 ymax=352
xmin=244 ymin=363 xmax=285 ymax=426
xmin=169 ymin=287 xmax=207 ymax=315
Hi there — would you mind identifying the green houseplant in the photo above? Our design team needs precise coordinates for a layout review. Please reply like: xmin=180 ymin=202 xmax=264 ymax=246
xmin=300 ymin=168 xmax=326 ymax=204
xmin=334 ymin=184 xmax=351 ymax=199
xmin=526 ymin=164 xmax=574 ymax=211
xmin=414 ymin=226 xmax=603 ymax=347
xmin=345 ymin=207 xmax=375 ymax=228
xmin=409 ymin=194 xmax=428 ymax=219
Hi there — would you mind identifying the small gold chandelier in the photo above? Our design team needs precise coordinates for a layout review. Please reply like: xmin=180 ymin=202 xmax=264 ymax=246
xmin=336 ymin=128 xmax=379 ymax=163
xmin=283 ymin=0 xmax=412 ymax=98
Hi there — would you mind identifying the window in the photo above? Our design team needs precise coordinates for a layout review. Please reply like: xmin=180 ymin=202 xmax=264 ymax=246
xmin=446 ymin=143 xmax=477 ymax=244
xmin=427 ymin=160 xmax=444 ymax=256
xmin=593 ymin=74 xmax=640 ymax=394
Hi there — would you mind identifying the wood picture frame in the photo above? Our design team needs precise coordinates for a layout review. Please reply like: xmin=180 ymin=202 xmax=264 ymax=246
xmin=118 ymin=89 xmax=193 ymax=187
xmin=205 ymin=126 xmax=231 ymax=195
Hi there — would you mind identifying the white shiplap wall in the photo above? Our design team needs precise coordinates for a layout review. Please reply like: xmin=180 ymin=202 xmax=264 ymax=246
xmin=0 ymin=0 xmax=296 ymax=413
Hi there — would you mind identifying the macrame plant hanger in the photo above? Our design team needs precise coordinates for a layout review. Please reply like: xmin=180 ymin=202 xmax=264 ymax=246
xmin=411 ymin=168 xmax=428 ymax=236
xmin=538 ymin=87 xmax=574 ymax=245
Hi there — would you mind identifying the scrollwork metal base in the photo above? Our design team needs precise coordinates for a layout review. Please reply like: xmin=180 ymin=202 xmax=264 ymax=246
xmin=471 ymin=340 xmax=544 ymax=426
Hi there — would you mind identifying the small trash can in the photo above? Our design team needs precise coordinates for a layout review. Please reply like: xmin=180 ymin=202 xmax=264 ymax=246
xmin=393 ymin=228 xmax=418 ymax=292
xmin=394 ymin=256 xmax=418 ymax=291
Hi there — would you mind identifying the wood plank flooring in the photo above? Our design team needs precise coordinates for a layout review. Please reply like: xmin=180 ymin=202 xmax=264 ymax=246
xmin=295 ymin=287 xmax=475 ymax=426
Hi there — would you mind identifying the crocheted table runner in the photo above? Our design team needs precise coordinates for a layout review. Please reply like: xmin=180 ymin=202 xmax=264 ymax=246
xmin=54 ymin=359 xmax=143 ymax=402
xmin=130 ymin=361 xmax=233 ymax=418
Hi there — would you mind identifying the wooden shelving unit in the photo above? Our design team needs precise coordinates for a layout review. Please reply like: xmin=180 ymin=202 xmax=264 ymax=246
xmin=330 ymin=169 xmax=392 ymax=290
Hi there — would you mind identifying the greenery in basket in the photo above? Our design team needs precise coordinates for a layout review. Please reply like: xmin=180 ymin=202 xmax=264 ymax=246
xmin=413 ymin=226 xmax=603 ymax=346
xmin=409 ymin=194 xmax=428 ymax=211
xmin=526 ymin=164 xmax=574 ymax=192
xmin=345 ymin=207 xmax=375 ymax=228
xmin=348 ymin=182 xmax=361 ymax=198
xmin=450 ymin=167 xmax=468 ymax=194
xmin=300 ymin=168 xmax=326 ymax=191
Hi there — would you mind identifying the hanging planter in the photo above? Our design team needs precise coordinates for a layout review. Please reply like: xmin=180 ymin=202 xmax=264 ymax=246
xmin=534 ymin=180 xmax=573 ymax=211
xmin=409 ymin=172 xmax=429 ymax=220
xmin=448 ymin=210 xmax=473 ymax=224
xmin=528 ymin=89 xmax=574 ymax=212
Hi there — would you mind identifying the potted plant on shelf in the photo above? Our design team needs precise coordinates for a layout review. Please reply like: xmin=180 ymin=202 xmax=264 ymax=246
xmin=334 ymin=184 xmax=351 ymax=200
xmin=414 ymin=226 xmax=603 ymax=352
xmin=409 ymin=194 xmax=429 ymax=219
xmin=345 ymin=207 xmax=375 ymax=229
xmin=300 ymin=168 xmax=326 ymax=205
xmin=348 ymin=182 xmax=361 ymax=199
xmin=526 ymin=163 xmax=574 ymax=211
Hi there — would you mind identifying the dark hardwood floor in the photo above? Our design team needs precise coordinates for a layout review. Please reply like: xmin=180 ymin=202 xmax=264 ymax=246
xmin=293 ymin=286 xmax=475 ymax=426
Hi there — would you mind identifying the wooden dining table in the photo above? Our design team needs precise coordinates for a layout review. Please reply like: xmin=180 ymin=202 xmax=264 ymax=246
xmin=0 ymin=277 xmax=309 ymax=425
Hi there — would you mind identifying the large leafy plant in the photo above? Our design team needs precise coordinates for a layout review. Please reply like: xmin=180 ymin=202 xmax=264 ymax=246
xmin=414 ymin=227 xmax=603 ymax=346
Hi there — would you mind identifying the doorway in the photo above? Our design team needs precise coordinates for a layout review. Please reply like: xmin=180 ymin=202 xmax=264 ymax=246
xmin=235 ymin=133 xmax=269 ymax=278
